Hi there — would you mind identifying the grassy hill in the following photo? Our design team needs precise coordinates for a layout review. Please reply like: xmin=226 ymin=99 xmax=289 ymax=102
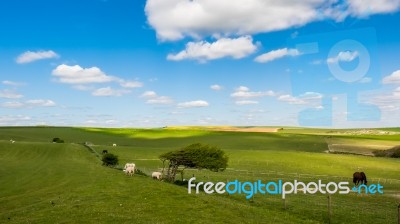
xmin=0 ymin=127 xmax=399 ymax=223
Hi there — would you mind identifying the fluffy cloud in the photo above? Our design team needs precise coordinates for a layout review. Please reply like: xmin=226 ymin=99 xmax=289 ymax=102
xmin=231 ymin=86 xmax=275 ymax=99
xmin=235 ymin=100 xmax=259 ymax=105
xmin=1 ymin=101 xmax=24 ymax=108
xmin=52 ymin=64 xmax=143 ymax=92
xmin=92 ymin=87 xmax=131 ymax=97
xmin=1 ymin=99 xmax=56 ymax=108
xmin=255 ymin=48 xmax=300 ymax=63
xmin=2 ymin=80 xmax=25 ymax=86
xmin=369 ymin=87 xmax=400 ymax=112
xmin=0 ymin=89 xmax=24 ymax=99
xmin=167 ymin=36 xmax=257 ymax=62
xmin=141 ymin=91 xmax=174 ymax=105
xmin=278 ymin=92 xmax=323 ymax=105
xmin=119 ymin=80 xmax=143 ymax=88
xmin=327 ymin=51 xmax=359 ymax=64
xmin=347 ymin=0 xmax=400 ymax=17
xmin=52 ymin=64 xmax=116 ymax=84
xmin=16 ymin=50 xmax=59 ymax=64
xmin=210 ymin=84 xmax=223 ymax=91
xmin=0 ymin=115 xmax=31 ymax=125
xmin=382 ymin=70 xmax=400 ymax=84
xmin=146 ymin=0 xmax=400 ymax=41
xmin=177 ymin=100 xmax=209 ymax=108
xmin=26 ymin=99 xmax=56 ymax=107
xmin=145 ymin=0 xmax=325 ymax=41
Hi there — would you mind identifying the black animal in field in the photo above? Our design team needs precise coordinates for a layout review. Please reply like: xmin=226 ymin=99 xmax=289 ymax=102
xmin=353 ymin=172 xmax=367 ymax=186
xmin=102 ymin=150 xmax=108 ymax=154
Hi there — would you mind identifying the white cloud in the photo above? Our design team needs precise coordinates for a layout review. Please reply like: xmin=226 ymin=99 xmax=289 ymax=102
xmin=167 ymin=36 xmax=258 ymax=62
xmin=327 ymin=51 xmax=359 ymax=64
xmin=52 ymin=64 xmax=143 ymax=92
xmin=255 ymin=48 xmax=300 ymax=63
xmin=236 ymin=86 xmax=249 ymax=92
xmin=119 ymin=80 xmax=143 ymax=88
xmin=141 ymin=91 xmax=174 ymax=105
xmin=146 ymin=0 xmax=400 ymax=41
xmin=347 ymin=0 xmax=400 ymax=17
xmin=278 ymin=92 xmax=323 ymax=105
xmin=382 ymin=70 xmax=400 ymax=84
xmin=52 ymin=64 xmax=116 ymax=84
xmin=16 ymin=50 xmax=59 ymax=64
xmin=141 ymin=91 xmax=158 ymax=98
xmin=210 ymin=84 xmax=223 ymax=91
xmin=0 ymin=115 xmax=31 ymax=125
xmin=369 ymin=87 xmax=400 ymax=112
xmin=178 ymin=100 xmax=209 ymax=108
xmin=278 ymin=95 xmax=305 ymax=105
xmin=0 ymin=89 xmax=24 ymax=99
xmin=92 ymin=87 xmax=131 ymax=97
xmin=26 ymin=99 xmax=56 ymax=107
xmin=2 ymin=80 xmax=25 ymax=86
xmin=1 ymin=99 xmax=56 ymax=108
xmin=235 ymin=100 xmax=259 ymax=105
xmin=147 ymin=96 xmax=174 ymax=105
xmin=72 ymin=85 xmax=94 ymax=91
xmin=1 ymin=101 xmax=25 ymax=108
xmin=231 ymin=86 xmax=275 ymax=99
xmin=145 ymin=0 xmax=325 ymax=41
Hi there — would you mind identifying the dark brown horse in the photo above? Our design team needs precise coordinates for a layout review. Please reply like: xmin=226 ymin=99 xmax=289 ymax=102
xmin=353 ymin=172 xmax=367 ymax=186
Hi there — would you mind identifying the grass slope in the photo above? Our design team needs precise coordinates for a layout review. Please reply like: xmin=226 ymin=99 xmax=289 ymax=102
xmin=0 ymin=127 xmax=399 ymax=223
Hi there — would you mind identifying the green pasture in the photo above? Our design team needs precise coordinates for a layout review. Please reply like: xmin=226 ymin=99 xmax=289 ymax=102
xmin=0 ymin=127 xmax=399 ymax=223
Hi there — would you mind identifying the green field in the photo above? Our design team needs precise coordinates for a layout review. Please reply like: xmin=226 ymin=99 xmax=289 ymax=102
xmin=0 ymin=126 xmax=399 ymax=223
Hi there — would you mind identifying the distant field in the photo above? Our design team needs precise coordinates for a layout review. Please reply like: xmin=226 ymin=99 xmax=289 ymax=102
xmin=0 ymin=126 xmax=399 ymax=223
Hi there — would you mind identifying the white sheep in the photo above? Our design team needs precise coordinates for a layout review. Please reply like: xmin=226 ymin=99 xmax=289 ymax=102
xmin=124 ymin=163 xmax=135 ymax=176
xmin=152 ymin=172 xmax=162 ymax=180
xmin=113 ymin=143 xmax=117 ymax=147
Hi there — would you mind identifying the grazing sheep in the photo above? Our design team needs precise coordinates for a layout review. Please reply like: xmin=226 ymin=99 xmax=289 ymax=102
xmin=152 ymin=172 xmax=162 ymax=180
xmin=113 ymin=143 xmax=117 ymax=147
xmin=124 ymin=163 xmax=135 ymax=176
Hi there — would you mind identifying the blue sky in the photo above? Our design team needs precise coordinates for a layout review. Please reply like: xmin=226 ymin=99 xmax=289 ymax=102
xmin=1 ymin=0 xmax=400 ymax=127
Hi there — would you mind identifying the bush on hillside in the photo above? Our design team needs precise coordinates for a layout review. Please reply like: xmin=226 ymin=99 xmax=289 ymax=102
xmin=52 ymin=137 xmax=64 ymax=143
xmin=373 ymin=145 xmax=400 ymax=158
xmin=102 ymin=153 xmax=119 ymax=166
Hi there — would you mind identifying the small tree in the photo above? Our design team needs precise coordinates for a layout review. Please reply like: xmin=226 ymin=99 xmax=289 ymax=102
xmin=102 ymin=153 xmax=119 ymax=166
xmin=160 ymin=143 xmax=228 ymax=182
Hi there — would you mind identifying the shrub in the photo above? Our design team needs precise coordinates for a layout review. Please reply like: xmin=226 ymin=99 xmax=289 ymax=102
xmin=373 ymin=145 xmax=400 ymax=158
xmin=392 ymin=147 xmax=400 ymax=158
xmin=102 ymin=153 xmax=119 ymax=166
xmin=52 ymin=137 xmax=64 ymax=143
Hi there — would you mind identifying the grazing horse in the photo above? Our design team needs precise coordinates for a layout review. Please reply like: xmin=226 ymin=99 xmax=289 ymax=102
xmin=353 ymin=172 xmax=368 ymax=186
